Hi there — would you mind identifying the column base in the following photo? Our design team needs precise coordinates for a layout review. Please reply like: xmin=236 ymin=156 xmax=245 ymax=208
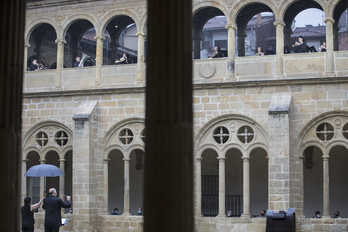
xmin=194 ymin=213 xmax=203 ymax=217
xmin=241 ymin=214 xmax=251 ymax=218
xmin=322 ymin=214 xmax=331 ymax=219
xmin=54 ymin=86 xmax=62 ymax=91
xmin=94 ymin=83 xmax=102 ymax=88
xmin=323 ymin=71 xmax=336 ymax=77
xmin=274 ymin=73 xmax=285 ymax=79
xmin=217 ymin=214 xmax=227 ymax=217
xmin=122 ymin=212 xmax=132 ymax=216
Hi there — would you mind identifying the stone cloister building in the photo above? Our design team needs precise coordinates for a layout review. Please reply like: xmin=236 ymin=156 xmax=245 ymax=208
xmin=18 ymin=0 xmax=348 ymax=231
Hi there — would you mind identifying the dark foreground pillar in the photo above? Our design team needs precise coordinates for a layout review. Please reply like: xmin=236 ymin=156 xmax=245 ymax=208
xmin=145 ymin=0 xmax=193 ymax=231
xmin=0 ymin=0 xmax=26 ymax=231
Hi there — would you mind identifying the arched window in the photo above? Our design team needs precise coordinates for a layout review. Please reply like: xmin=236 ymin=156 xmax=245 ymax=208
xmin=250 ymin=148 xmax=268 ymax=216
xmin=236 ymin=3 xmax=275 ymax=56
xmin=108 ymin=149 xmax=124 ymax=214
xmin=303 ymin=146 xmax=323 ymax=217
xmin=333 ymin=1 xmax=348 ymax=51
xmin=225 ymin=148 xmax=243 ymax=216
xmin=283 ymin=1 xmax=325 ymax=54
xmin=130 ymin=149 xmax=144 ymax=214
xmin=104 ymin=16 xmax=137 ymax=65
xmin=65 ymin=20 xmax=96 ymax=68
xmin=193 ymin=7 xmax=227 ymax=59
xmin=45 ymin=151 xmax=60 ymax=194
xmin=27 ymin=23 xmax=57 ymax=70
xmin=201 ymin=149 xmax=219 ymax=216
xmin=26 ymin=151 xmax=40 ymax=210
xmin=329 ymin=145 xmax=348 ymax=218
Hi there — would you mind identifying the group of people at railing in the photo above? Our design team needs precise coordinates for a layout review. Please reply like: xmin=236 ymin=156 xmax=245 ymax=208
xmin=28 ymin=52 xmax=129 ymax=71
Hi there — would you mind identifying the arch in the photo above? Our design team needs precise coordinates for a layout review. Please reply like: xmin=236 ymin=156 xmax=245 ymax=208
xmin=108 ymin=149 xmax=124 ymax=214
xmin=222 ymin=144 xmax=245 ymax=156
xmin=247 ymin=144 xmax=269 ymax=157
xmin=22 ymin=119 xmax=73 ymax=160
xmin=195 ymin=114 xmax=268 ymax=148
xmin=327 ymin=140 xmax=348 ymax=155
xmin=138 ymin=13 xmax=147 ymax=35
xmin=125 ymin=144 xmax=145 ymax=155
xmin=197 ymin=144 xmax=221 ymax=158
xmin=232 ymin=0 xmax=278 ymax=23
xmin=279 ymin=0 xmax=326 ymax=22
xmin=129 ymin=149 xmax=145 ymax=214
xmin=25 ymin=18 xmax=58 ymax=45
xmin=330 ymin=0 xmax=347 ymax=19
xmin=192 ymin=2 xmax=230 ymax=23
xmin=99 ymin=10 xmax=139 ymax=37
xmin=60 ymin=13 xmax=99 ymax=39
xmin=105 ymin=146 xmax=126 ymax=159
xmin=295 ymin=110 xmax=348 ymax=148
xmin=102 ymin=117 xmax=145 ymax=148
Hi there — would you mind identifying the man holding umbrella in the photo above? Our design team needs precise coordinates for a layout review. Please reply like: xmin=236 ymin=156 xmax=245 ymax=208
xmin=42 ymin=188 xmax=71 ymax=232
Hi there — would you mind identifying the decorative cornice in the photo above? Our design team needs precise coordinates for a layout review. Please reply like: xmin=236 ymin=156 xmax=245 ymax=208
xmin=23 ymin=76 xmax=348 ymax=99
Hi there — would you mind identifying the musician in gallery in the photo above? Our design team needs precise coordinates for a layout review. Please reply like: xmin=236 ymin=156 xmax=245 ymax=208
xmin=29 ymin=59 xmax=43 ymax=71
xmin=115 ymin=53 xmax=128 ymax=64
xmin=293 ymin=36 xmax=308 ymax=53
xmin=209 ymin=45 xmax=222 ymax=58
xmin=73 ymin=57 xmax=81 ymax=67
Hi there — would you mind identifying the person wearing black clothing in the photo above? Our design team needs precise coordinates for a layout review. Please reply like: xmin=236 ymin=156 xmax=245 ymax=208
xmin=293 ymin=36 xmax=308 ymax=53
xmin=29 ymin=59 xmax=41 ymax=71
xmin=43 ymin=188 xmax=71 ymax=232
xmin=21 ymin=195 xmax=44 ymax=232
xmin=209 ymin=45 xmax=222 ymax=58
xmin=115 ymin=53 xmax=128 ymax=64
xmin=73 ymin=57 xmax=81 ymax=67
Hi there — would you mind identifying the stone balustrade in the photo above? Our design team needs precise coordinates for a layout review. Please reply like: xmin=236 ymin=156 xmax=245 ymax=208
xmin=23 ymin=51 xmax=348 ymax=93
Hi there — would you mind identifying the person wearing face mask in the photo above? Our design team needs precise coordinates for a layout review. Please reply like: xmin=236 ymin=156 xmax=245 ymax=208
xmin=137 ymin=207 xmax=142 ymax=215
xmin=29 ymin=59 xmax=42 ymax=71
xmin=260 ymin=209 xmax=266 ymax=218
xmin=111 ymin=208 xmax=119 ymax=215
xmin=313 ymin=211 xmax=321 ymax=218
xmin=226 ymin=211 xmax=232 ymax=217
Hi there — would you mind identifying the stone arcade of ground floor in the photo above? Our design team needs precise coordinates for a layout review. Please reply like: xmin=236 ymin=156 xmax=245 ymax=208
xmin=21 ymin=77 xmax=348 ymax=232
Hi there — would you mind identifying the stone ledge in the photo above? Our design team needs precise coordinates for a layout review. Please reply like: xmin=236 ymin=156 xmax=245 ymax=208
xmin=23 ymin=76 xmax=348 ymax=99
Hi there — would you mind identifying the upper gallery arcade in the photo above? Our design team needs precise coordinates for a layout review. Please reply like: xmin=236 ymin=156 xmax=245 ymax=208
xmin=24 ymin=0 xmax=348 ymax=93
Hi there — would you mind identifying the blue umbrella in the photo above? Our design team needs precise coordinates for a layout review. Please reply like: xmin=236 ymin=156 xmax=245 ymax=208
xmin=24 ymin=164 xmax=65 ymax=177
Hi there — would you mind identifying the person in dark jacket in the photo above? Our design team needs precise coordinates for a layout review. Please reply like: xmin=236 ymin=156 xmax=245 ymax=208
xmin=42 ymin=188 xmax=71 ymax=232
xmin=21 ymin=194 xmax=44 ymax=232
xmin=293 ymin=36 xmax=308 ymax=53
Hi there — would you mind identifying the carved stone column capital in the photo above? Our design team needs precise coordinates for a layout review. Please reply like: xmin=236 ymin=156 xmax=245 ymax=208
xmin=274 ymin=21 xmax=285 ymax=27
xmin=324 ymin=17 xmax=335 ymax=24
xmin=55 ymin=39 xmax=67 ymax=44
xmin=94 ymin=36 xmax=106 ymax=41
xmin=217 ymin=157 xmax=226 ymax=161
xmin=241 ymin=156 xmax=250 ymax=161
xmin=136 ymin=32 xmax=146 ymax=37
xmin=123 ymin=158 xmax=131 ymax=162
xmin=225 ymin=24 xmax=237 ymax=30
xmin=103 ymin=158 xmax=111 ymax=163
xmin=196 ymin=157 xmax=203 ymax=162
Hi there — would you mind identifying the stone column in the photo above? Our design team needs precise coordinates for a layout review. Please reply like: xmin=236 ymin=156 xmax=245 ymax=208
xmin=55 ymin=39 xmax=66 ymax=90
xmin=298 ymin=156 xmax=305 ymax=217
xmin=145 ymin=0 xmax=193 ymax=231
xmin=268 ymin=92 xmax=292 ymax=212
xmin=274 ymin=21 xmax=285 ymax=79
xmin=0 ymin=0 xmax=26 ymax=231
xmin=123 ymin=158 xmax=131 ymax=216
xmin=102 ymin=158 xmax=110 ymax=214
xmin=39 ymin=159 xmax=46 ymax=194
xmin=72 ymin=100 xmax=99 ymax=231
xmin=242 ymin=156 xmax=251 ymax=217
xmin=323 ymin=156 xmax=330 ymax=218
xmin=58 ymin=159 xmax=65 ymax=198
xmin=324 ymin=17 xmax=335 ymax=77
xmin=217 ymin=157 xmax=226 ymax=217
xmin=226 ymin=24 xmax=236 ymax=80
xmin=136 ymin=33 xmax=145 ymax=82
xmin=95 ymin=36 xmax=105 ymax=85
xmin=237 ymin=29 xmax=246 ymax=57
xmin=24 ymin=44 xmax=30 ymax=71
xmin=22 ymin=159 xmax=28 ymax=199
xmin=196 ymin=157 xmax=203 ymax=216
